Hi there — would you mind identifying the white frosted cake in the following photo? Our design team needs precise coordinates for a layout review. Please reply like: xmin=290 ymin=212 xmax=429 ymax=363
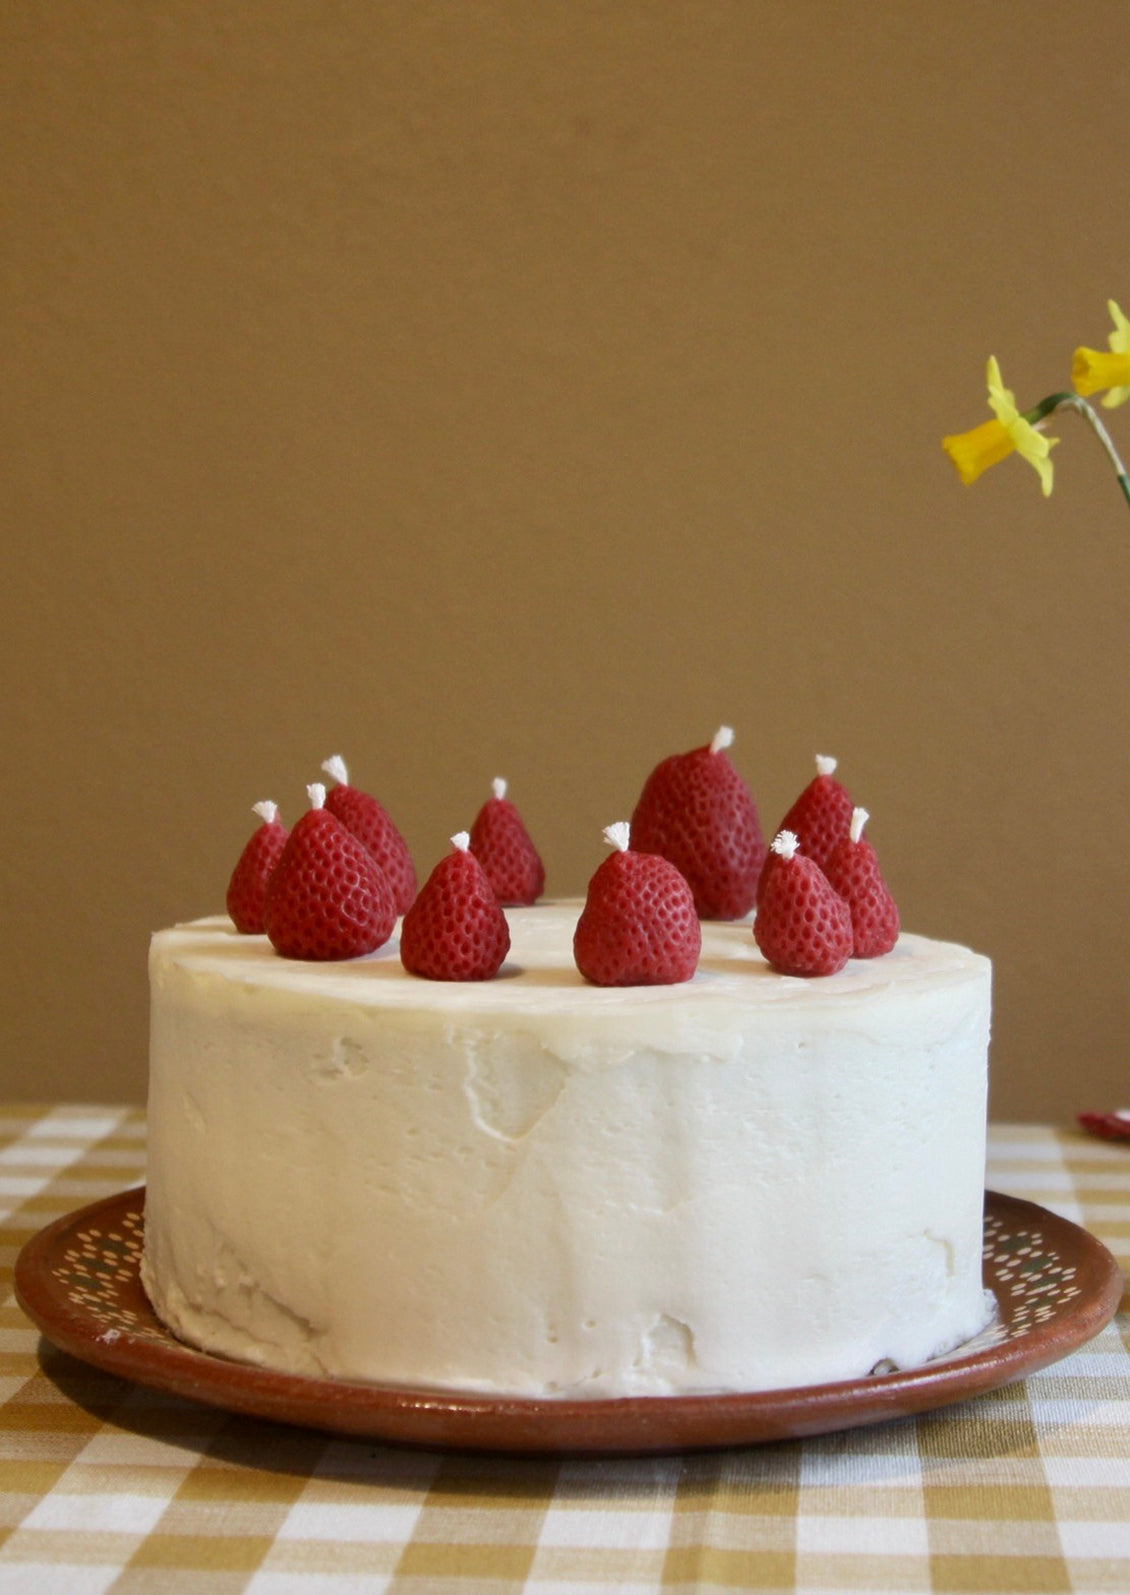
xmin=141 ymin=904 xmax=992 ymax=1397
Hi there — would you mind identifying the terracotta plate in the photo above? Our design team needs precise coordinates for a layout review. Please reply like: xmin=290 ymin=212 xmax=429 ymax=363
xmin=14 ymin=1189 xmax=1123 ymax=1456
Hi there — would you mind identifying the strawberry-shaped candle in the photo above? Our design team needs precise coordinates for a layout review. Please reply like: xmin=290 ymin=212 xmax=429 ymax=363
xmin=400 ymin=832 xmax=511 ymax=980
xmin=263 ymin=783 xmax=397 ymax=960
xmin=754 ymin=830 xmax=853 ymax=977
xmin=226 ymin=801 xmax=289 ymax=933
xmin=320 ymin=754 xmax=417 ymax=914
xmin=772 ymin=755 xmax=854 ymax=876
xmin=823 ymin=807 xmax=900 ymax=958
xmin=629 ymin=726 xmax=766 ymax=920
xmin=468 ymin=777 xmax=545 ymax=905
xmin=573 ymin=822 xmax=701 ymax=986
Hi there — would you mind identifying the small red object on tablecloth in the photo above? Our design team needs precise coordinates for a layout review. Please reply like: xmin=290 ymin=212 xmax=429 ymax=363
xmin=1078 ymin=1111 xmax=1130 ymax=1143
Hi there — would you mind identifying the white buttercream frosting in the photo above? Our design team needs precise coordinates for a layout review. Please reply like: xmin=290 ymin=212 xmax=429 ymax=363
xmin=142 ymin=906 xmax=992 ymax=1397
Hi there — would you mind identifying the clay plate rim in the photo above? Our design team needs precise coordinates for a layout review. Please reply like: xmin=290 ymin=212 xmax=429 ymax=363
xmin=14 ymin=1188 xmax=1124 ymax=1456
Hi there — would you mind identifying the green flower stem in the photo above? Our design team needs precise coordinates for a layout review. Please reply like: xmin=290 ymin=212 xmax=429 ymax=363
xmin=1023 ymin=392 xmax=1130 ymax=511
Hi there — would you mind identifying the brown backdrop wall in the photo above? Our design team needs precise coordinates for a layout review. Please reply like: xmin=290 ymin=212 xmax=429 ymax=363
xmin=4 ymin=2 xmax=1129 ymax=1121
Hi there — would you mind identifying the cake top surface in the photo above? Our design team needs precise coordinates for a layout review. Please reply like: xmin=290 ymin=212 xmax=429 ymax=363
xmin=153 ymin=904 xmax=989 ymax=1019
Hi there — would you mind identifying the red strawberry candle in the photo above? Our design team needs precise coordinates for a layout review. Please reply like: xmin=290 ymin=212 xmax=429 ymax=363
xmin=226 ymin=801 xmax=289 ymax=933
xmin=823 ymin=806 xmax=900 ymax=959
xmin=629 ymin=725 xmax=766 ymax=920
xmin=400 ymin=831 xmax=511 ymax=980
xmin=573 ymin=822 xmax=702 ymax=986
xmin=320 ymin=754 xmax=417 ymax=914
xmin=468 ymin=777 xmax=545 ymax=906
xmin=772 ymin=753 xmax=854 ymax=876
xmin=263 ymin=783 xmax=397 ymax=960
xmin=754 ymin=829 xmax=854 ymax=977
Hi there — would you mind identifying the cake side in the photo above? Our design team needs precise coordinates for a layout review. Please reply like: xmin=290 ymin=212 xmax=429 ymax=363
xmin=141 ymin=906 xmax=991 ymax=1397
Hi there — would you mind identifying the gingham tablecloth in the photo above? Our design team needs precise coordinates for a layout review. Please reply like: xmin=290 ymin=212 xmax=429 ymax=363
xmin=0 ymin=1108 xmax=1127 ymax=1594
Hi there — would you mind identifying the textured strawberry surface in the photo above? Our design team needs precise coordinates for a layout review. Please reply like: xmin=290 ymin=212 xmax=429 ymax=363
xmin=754 ymin=852 xmax=853 ymax=977
xmin=323 ymin=782 xmax=417 ymax=914
xmin=263 ymin=809 xmax=397 ymax=960
xmin=774 ymin=772 xmax=854 ymax=875
xmin=574 ymin=849 xmax=701 ymax=986
xmin=226 ymin=817 xmax=290 ymax=934
xmin=629 ymin=744 xmax=765 ymax=920
xmin=400 ymin=847 xmax=510 ymax=981
xmin=469 ymin=795 xmax=545 ymax=906
xmin=823 ymin=831 xmax=900 ymax=958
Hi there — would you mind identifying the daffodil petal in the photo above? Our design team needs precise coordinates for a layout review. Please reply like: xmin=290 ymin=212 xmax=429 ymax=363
xmin=988 ymin=351 xmax=1056 ymax=493
xmin=985 ymin=356 xmax=1021 ymax=428
xmin=1012 ymin=421 xmax=1057 ymax=496
xmin=1108 ymin=299 xmax=1130 ymax=355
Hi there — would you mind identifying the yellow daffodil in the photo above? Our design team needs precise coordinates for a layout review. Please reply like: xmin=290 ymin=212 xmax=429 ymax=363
xmin=942 ymin=356 xmax=1057 ymax=495
xmin=1071 ymin=299 xmax=1130 ymax=408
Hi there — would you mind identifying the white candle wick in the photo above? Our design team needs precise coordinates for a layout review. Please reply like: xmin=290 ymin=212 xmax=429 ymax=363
xmin=710 ymin=725 xmax=735 ymax=754
xmin=492 ymin=777 xmax=508 ymax=801
xmin=816 ymin=754 xmax=838 ymax=777
xmin=321 ymin=754 xmax=349 ymax=786
xmin=771 ymin=829 xmax=800 ymax=861
xmin=307 ymin=782 xmax=326 ymax=810
xmin=850 ymin=807 xmax=869 ymax=845
xmin=252 ymin=801 xmax=279 ymax=825
xmin=603 ymin=821 xmax=631 ymax=852
xmin=451 ymin=831 xmax=471 ymax=851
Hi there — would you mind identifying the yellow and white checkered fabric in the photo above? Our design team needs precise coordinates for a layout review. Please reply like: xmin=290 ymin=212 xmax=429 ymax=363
xmin=0 ymin=1107 xmax=1127 ymax=1594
